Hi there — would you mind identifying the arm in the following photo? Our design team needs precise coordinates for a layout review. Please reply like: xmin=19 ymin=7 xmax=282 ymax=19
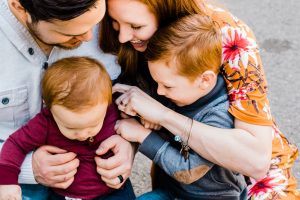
xmin=113 ymin=84 xmax=272 ymax=180
xmin=0 ymin=113 xmax=48 ymax=199
xmin=140 ymin=132 xmax=213 ymax=184
xmin=0 ymin=139 xmax=37 ymax=184
xmin=0 ymin=111 xmax=79 ymax=189
xmin=0 ymin=113 xmax=48 ymax=184
xmin=115 ymin=118 xmax=214 ymax=184
xmin=159 ymin=109 xmax=272 ymax=180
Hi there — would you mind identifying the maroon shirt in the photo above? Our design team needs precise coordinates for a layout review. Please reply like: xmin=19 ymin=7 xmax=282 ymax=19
xmin=0 ymin=104 xmax=119 ymax=199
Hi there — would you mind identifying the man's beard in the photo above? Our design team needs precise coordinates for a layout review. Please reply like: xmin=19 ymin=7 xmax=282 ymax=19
xmin=26 ymin=22 xmax=82 ymax=50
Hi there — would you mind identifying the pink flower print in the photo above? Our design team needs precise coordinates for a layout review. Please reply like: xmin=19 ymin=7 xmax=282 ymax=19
xmin=248 ymin=169 xmax=288 ymax=200
xmin=222 ymin=27 xmax=258 ymax=70
xmin=228 ymin=87 xmax=248 ymax=102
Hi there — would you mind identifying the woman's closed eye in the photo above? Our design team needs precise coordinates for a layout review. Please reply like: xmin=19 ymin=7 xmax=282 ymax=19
xmin=131 ymin=25 xmax=142 ymax=30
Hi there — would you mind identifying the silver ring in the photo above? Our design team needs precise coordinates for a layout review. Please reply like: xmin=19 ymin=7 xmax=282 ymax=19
xmin=117 ymin=175 xmax=124 ymax=183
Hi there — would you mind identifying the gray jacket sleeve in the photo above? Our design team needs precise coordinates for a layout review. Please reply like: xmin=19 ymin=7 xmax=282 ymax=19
xmin=139 ymin=97 xmax=233 ymax=184
xmin=139 ymin=132 xmax=213 ymax=184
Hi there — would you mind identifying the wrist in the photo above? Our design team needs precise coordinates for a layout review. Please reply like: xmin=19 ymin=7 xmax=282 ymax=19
xmin=158 ymin=107 xmax=174 ymax=126
xmin=138 ymin=129 xmax=152 ymax=144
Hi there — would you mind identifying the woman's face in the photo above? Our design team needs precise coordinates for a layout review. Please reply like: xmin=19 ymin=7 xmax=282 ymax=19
xmin=108 ymin=0 xmax=158 ymax=52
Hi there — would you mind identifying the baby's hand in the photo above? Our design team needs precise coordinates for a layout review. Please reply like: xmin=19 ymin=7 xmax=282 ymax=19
xmin=141 ymin=118 xmax=161 ymax=130
xmin=115 ymin=118 xmax=152 ymax=143
xmin=0 ymin=184 xmax=22 ymax=200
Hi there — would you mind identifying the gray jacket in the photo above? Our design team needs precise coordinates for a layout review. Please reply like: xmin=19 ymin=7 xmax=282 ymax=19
xmin=139 ymin=75 xmax=247 ymax=200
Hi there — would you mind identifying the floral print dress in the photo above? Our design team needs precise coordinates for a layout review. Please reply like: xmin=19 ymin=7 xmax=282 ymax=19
xmin=210 ymin=6 xmax=299 ymax=200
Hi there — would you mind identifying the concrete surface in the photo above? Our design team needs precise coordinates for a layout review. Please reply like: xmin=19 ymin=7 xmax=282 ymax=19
xmin=131 ymin=0 xmax=300 ymax=196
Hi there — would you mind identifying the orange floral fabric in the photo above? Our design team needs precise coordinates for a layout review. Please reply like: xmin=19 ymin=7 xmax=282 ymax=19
xmin=210 ymin=6 xmax=299 ymax=200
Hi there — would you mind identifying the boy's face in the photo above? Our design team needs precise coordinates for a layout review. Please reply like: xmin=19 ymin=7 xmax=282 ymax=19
xmin=148 ymin=60 xmax=206 ymax=107
xmin=51 ymin=103 xmax=108 ymax=141
xmin=25 ymin=0 xmax=105 ymax=49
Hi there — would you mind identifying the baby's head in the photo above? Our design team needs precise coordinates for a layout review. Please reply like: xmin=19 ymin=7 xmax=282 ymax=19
xmin=145 ymin=14 xmax=222 ymax=106
xmin=42 ymin=57 xmax=112 ymax=141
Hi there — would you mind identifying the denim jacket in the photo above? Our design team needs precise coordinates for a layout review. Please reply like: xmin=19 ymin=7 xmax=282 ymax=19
xmin=139 ymin=76 xmax=247 ymax=199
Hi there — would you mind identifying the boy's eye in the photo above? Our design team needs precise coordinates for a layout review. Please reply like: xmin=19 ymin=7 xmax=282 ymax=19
xmin=164 ymin=85 xmax=173 ymax=89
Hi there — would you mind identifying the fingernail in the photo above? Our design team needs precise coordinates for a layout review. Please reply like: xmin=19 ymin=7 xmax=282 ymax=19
xmin=96 ymin=146 xmax=104 ymax=153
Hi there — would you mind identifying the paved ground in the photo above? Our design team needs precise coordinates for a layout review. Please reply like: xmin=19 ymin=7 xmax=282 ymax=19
xmin=131 ymin=0 xmax=300 ymax=196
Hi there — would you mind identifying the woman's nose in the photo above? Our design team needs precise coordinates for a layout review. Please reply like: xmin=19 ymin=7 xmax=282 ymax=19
xmin=118 ymin=26 xmax=133 ymax=43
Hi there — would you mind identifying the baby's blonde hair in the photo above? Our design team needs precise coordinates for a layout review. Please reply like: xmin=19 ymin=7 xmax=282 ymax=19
xmin=42 ymin=57 xmax=112 ymax=111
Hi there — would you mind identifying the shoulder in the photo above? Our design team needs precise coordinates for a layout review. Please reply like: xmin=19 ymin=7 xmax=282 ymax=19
xmin=103 ymin=103 xmax=119 ymax=126
xmin=194 ymin=94 xmax=233 ymax=128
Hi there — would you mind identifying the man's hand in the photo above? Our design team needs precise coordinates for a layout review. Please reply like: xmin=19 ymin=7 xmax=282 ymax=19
xmin=95 ymin=135 xmax=135 ymax=189
xmin=32 ymin=145 xmax=79 ymax=189
xmin=0 ymin=185 xmax=21 ymax=200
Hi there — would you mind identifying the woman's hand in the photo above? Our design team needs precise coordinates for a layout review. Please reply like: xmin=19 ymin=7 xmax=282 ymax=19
xmin=115 ymin=118 xmax=152 ymax=143
xmin=95 ymin=135 xmax=135 ymax=189
xmin=113 ymin=84 xmax=169 ymax=124
xmin=32 ymin=145 xmax=79 ymax=189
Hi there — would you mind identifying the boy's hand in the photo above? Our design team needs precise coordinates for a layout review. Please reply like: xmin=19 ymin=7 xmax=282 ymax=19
xmin=115 ymin=118 xmax=152 ymax=143
xmin=0 ymin=185 xmax=22 ymax=200
xmin=140 ymin=118 xmax=161 ymax=130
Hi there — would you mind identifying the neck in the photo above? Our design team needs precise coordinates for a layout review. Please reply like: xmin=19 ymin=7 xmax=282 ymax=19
xmin=32 ymin=35 xmax=53 ymax=56
xmin=8 ymin=1 xmax=53 ymax=56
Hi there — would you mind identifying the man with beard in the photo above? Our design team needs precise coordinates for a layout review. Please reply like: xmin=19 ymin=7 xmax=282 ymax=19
xmin=0 ymin=0 xmax=135 ymax=199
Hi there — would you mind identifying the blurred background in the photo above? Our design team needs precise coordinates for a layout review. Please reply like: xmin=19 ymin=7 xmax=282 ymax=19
xmin=131 ymin=0 xmax=300 ymax=195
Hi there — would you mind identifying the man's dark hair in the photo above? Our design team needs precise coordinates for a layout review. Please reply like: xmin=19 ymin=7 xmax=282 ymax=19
xmin=19 ymin=0 xmax=98 ymax=22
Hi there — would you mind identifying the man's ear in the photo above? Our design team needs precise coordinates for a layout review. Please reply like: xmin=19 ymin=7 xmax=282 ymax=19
xmin=196 ymin=70 xmax=217 ymax=89
xmin=8 ymin=0 xmax=30 ymax=23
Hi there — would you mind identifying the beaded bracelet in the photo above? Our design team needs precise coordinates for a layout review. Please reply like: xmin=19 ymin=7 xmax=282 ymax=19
xmin=174 ymin=117 xmax=193 ymax=161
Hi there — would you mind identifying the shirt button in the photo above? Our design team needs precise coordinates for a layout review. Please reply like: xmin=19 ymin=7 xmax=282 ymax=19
xmin=1 ymin=97 xmax=9 ymax=105
xmin=28 ymin=48 xmax=34 ymax=55
xmin=43 ymin=62 xmax=48 ymax=70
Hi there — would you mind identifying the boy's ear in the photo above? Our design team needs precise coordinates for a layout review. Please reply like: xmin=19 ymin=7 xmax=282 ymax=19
xmin=196 ymin=70 xmax=217 ymax=89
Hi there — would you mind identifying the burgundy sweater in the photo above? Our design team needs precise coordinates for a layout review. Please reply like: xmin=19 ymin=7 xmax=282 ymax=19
xmin=0 ymin=104 xmax=118 ymax=199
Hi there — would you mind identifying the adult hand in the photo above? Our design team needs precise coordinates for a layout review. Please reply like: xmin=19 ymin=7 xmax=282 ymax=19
xmin=32 ymin=145 xmax=79 ymax=189
xmin=95 ymin=135 xmax=135 ymax=189
xmin=0 ymin=185 xmax=21 ymax=200
xmin=115 ymin=118 xmax=152 ymax=143
xmin=113 ymin=84 xmax=168 ymax=124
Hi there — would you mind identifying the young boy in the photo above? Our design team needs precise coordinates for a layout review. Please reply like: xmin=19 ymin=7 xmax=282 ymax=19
xmin=114 ymin=15 xmax=248 ymax=200
xmin=0 ymin=57 xmax=135 ymax=200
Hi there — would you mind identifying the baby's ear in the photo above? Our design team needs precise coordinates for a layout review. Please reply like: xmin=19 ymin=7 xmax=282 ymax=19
xmin=197 ymin=71 xmax=217 ymax=89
